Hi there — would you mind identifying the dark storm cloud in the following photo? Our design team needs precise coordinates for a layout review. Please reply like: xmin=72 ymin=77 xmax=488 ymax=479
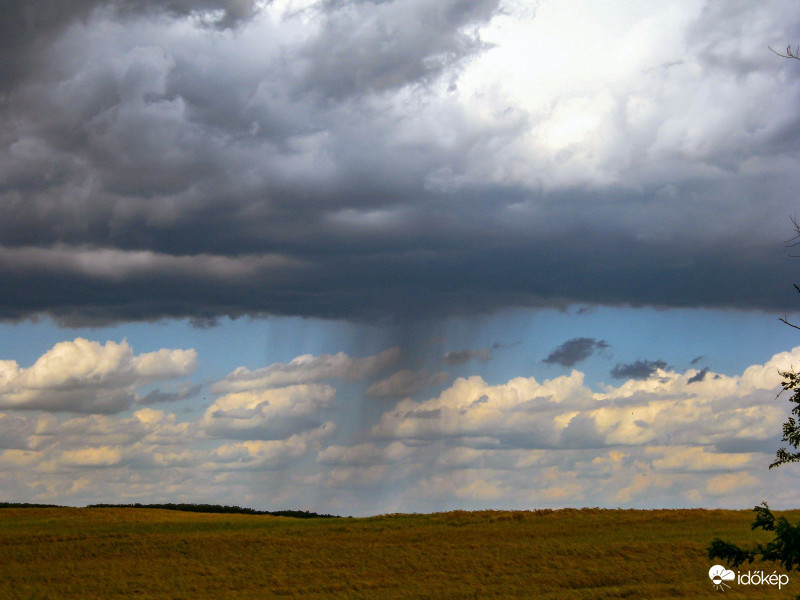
xmin=543 ymin=338 xmax=610 ymax=367
xmin=0 ymin=212 xmax=797 ymax=326
xmin=2 ymin=1 xmax=800 ymax=324
xmin=610 ymin=360 xmax=669 ymax=381
xmin=0 ymin=0 xmax=256 ymax=91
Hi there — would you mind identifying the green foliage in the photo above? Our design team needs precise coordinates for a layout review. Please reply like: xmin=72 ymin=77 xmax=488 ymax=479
xmin=772 ymin=368 xmax=800 ymax=468
xmin=709 ymin=502 xmax=800 ymax=572
xmin=708 ymin=364 xmax=800 ymax=598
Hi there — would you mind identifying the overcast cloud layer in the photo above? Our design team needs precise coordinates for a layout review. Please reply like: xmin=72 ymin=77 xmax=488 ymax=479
xmin=2 ymin=0 xmax=800 ymax=323
xmin=1 ymin=336 xmax=798 ymax=514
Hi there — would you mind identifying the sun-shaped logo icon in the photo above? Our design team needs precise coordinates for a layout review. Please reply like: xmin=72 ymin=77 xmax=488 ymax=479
xmin=709 ymin=564 xmax=735 ymax=591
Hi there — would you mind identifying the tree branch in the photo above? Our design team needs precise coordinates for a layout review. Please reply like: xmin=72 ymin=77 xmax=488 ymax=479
xmin=780 ymin=317 xmax=800 ymax=330
xmin=779 ymin=283 xmax=800 ymax=329
xmin=769 ymin=45 xmax=800 ymax=60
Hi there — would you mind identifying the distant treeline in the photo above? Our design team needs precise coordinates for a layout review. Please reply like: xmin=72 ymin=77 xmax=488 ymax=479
xmin=0 ymin=501 xmax=339 ymax=518
xmin=88 ymin=503 xmax=340 ymax=518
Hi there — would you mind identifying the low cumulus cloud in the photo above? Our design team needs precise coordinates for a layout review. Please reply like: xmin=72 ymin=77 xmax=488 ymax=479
xmin=204 ymin=424 xmax=336 ymax=471
xmin=212 ymin=348 xmax=400 ymax=394
xmin=370 ymin=349 xmax=794 ymax=452
xmin=204 ymin=348 xmax=400 ymax=439
xmin=0 ymin=1 xmax=798 ymax=324
xmin=0 ymin=338 xmax=196 ymax=413
xmin=543 ymin=337 xmax=610 ymax=367
xmin=1 ymin=344 xmax=799 ymax=512
xmin=201 ymin=384 xmax=336 ymax=440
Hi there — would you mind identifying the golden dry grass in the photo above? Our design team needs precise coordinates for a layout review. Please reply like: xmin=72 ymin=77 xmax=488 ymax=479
xmin=1 ymin=506 xmax=798 ymax=599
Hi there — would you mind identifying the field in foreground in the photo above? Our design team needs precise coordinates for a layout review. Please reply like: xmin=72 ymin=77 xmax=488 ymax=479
xmin=1 ymin=507 xmax=798 ymax=599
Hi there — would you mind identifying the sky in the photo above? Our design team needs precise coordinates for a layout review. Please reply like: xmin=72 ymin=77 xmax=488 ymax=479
xmin=2 ymin=0 xmax=800 ymax=516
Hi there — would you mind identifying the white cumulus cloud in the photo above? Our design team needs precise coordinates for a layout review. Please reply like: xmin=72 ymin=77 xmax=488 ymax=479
xmin=0 ymin=338 xmax=197 ymax=413
xmin=212 ymin=348 xmax=400 ymax=393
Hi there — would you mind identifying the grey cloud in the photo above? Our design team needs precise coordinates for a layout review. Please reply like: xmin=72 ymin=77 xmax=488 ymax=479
xmin=365 ymin=369 xmax=450 ymax=399
xmin=687 ymin=367 xmax=711 ymax=384
xmin=442 ymin=348 xmax=493 ymax=366
xmin=3 ymin=390 xmax=137 ymax=415
xmin=543 ymin=338 xmax=610 ymax=367
xmin=316 ymin=441 xmax=416 ymax=467
xmin=0 ymin=413 xmax=41 ymax=449
xmin=202 ymin=415 xmax=325 ymax=440
xmin=610 ymin=360 xmax=669 ymax=381
xmin=559 ymin=414 xmax=606 ymax=450
xmin=137 ymin=383 xmax=201 ymax=404
xmin=0 ymin=228 xmax=795 ymax=326
xmin=713 ymin=438 xmax=779 ymax=454
xmin=1 ymin=2 xmax=800 ymax=325
xmin=0 ymin=1 xmax=257 ymax=92
xmin=296 ymin=0 xmax=498 ymax=99
xmin=470 ymin=395 xmax=489 ymax=409
xmin=404 ymin=408 xmax=442 ymax=420
xmin=29 ymin=413 xmax=155 ymax=450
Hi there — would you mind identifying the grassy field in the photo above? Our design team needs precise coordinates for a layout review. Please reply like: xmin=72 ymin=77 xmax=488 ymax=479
xmin=0 ymin=506 xmax=797 ymax=599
